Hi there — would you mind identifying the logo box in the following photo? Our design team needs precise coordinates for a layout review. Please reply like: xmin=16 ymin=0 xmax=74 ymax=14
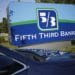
xmin=37 ymin=8 xmax=58 ymax=31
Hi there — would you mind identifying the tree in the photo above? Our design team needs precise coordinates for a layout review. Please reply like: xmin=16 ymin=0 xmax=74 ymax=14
xmin=40 ymin=0 xmax=54 ymax=3
xmin=18 ymin=0 xmax=21 ymax=2
xmin=36 ymin=0 xmax=75 ymax=4
xmin=36 ymin=0 xmax=40 ymax=2
xmin=64 ymin=0 xmax=75 ymax=4
xmin=2 ymin=18 xmax=8 ymax=33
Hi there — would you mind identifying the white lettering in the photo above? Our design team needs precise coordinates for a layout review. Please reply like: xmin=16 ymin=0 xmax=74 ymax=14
xmin=39 ymin=32 xmax=59 ymax=39
xmin=15 ymin=34 xmax=37 ymax=41
xmin=60 ymin=31 xmax=75 ymax=36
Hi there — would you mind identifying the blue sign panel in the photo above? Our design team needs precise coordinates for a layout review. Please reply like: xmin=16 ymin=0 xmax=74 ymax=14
xmin=8 ymin=3 xmax=75 ymax=46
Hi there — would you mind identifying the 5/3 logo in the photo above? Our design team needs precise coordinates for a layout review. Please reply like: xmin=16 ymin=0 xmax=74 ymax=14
xmin=40 ymin=12 xmax=56 ymax=27
xmin=37 ymin=9 xmax=58 ymax=31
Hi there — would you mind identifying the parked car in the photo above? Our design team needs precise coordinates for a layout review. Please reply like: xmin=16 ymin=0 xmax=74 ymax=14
xmin=0 ymin=45 xmax=75 ymax=75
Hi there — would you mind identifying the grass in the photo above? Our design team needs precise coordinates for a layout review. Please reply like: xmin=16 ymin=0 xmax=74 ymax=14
xmin=60 ymin=45 xmax=75 ymax=53
xmin=0 ymin=41 xmax=75 ymax=53
xmin=0 ymin=42 xmax=18 ymax=49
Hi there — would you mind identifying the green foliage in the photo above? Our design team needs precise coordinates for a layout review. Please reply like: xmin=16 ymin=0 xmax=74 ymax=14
xmin=0 ymin=17 xmax=8 ymax=33
xmin=66 ymin=0 xmax=75 ymax=4
xmin=40 ymin=0 xmax=54 ymax=3
xmin=0 ymin=36 xmax=5 ymax=43
xmin=36 ymin=0 xmax=75 ymax=4
xmin=45 ymin=0 xmax=55 ymax=3
xmin=71 ymin=40 xmax=75 ymax=45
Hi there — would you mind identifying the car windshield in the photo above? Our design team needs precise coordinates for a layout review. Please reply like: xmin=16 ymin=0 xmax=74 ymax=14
xmin=0 ymin=53 xmax=24 ymax=75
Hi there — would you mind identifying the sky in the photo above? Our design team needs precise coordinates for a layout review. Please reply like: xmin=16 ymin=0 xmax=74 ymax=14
xmin=0 ymin=0 xmax=35 ymax=22
xmin=9 ymin=3 xmax=75 ymax=24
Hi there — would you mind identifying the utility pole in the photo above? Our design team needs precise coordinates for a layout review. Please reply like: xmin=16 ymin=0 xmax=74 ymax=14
xmin=18 ymin=0 xmax=20 ymax=2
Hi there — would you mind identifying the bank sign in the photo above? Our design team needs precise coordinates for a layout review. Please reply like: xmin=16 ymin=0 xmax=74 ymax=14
xmin=8 ymin=3 xmax=75 ymax=46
